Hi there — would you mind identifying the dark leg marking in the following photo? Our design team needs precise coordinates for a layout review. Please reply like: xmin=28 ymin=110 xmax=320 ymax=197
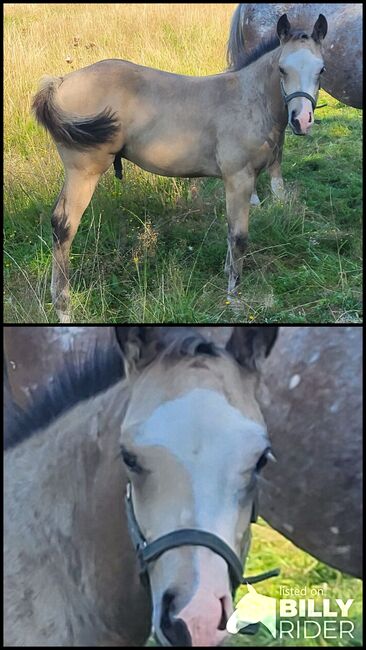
xmin=51 ymin=212 xmax=70 ymax=246
xmin=235 ymin=233 xmax=248 ymax=255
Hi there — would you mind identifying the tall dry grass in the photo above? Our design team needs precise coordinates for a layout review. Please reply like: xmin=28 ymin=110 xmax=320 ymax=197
xmin=5 ymin=3 xmax=235 ymax=140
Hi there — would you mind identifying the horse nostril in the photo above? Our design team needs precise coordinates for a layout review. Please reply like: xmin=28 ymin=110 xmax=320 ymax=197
xmin=163 ymin=618 xmax=192 ymax=646
xmin=218 ymin=597 xmax=228 ymax=630
xmin=160 ymin=590 xmax=192 ymax=646
xmin=161 ymin=589 xmax=176 ymax=620
xmin=290 ymin=111 xmax=301 ymax=132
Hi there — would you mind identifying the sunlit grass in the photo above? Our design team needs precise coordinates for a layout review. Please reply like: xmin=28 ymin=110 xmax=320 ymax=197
xmin=146 ymin=518 xmax=362 ymax=647
xmin=224 ymin=519 xmax=362 ymax=646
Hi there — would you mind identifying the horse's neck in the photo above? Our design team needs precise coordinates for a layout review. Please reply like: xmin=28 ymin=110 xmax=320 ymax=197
xmin=5 ymin=380 xmax=125 ymax=516
xmin=5 ymin=381 xmax=132 ymax=642
xmin=237 ymin=48 xmax=287 ymax=132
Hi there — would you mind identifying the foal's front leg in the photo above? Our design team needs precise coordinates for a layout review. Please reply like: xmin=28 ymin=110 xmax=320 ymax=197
xmin=268 ymin=130 xmax=285 ymax=200
xmin=223 ymin=168 xmax=254 ymax=297
xmin=250 ymin=132 xmax=285 ymax=204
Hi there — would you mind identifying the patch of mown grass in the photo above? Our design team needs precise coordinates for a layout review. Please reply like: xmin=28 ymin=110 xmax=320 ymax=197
xmin=4 ymin=4 xmax=362 ymax=323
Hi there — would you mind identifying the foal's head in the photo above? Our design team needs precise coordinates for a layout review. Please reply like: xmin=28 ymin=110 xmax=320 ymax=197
xmin=277 ymin=13 xmax=327 ymax=135
xmin=116 ymin=326 xmax=277 ymax=646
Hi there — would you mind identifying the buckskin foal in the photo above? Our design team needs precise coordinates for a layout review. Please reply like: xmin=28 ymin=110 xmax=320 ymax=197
xmin=32 ymin=13 xmax=327 ymax=321
xmin=227 ymin=3 xmax=361 ymax=204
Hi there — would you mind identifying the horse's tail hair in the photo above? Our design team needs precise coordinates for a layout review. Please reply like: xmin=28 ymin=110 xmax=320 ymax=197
xmin=227 ymin=3 xmax=249 ymax=70
xmin=32 ymin=75 xmax=120 ymax=149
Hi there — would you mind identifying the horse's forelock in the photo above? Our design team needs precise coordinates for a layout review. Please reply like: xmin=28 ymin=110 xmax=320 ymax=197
xmin=117 ymin=327 xmax=227 ymax=372
xmin=290 ymin=29 xmax=310 ymax=41
xmin=118 ymin=327 xmax=279 ymax=377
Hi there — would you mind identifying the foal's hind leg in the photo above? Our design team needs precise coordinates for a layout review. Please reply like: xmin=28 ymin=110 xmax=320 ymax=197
xmin=224 ymin=168 xmax=254 ymax=297
xmin=51 ymin=152 xmax=114 ymax=321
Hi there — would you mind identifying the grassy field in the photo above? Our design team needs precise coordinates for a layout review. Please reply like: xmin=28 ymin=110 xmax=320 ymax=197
xmin=224 ymin=520 xmax=362 ymax=646
xmin=4 ymin=3 xmax=362 ymax=323
xmin=146 ymin=518 xmax=362 ymax=647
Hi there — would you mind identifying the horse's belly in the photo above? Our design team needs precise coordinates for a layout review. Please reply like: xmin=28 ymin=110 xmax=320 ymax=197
xmin=123 ymin=134 xmax=221 ymax=177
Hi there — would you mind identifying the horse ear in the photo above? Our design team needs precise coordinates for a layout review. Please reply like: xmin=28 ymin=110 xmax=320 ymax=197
xmin=114 ymin=327 xmax=149 ymax=371
xmin=114 ymin=326 xmax=171 ymax=371
xmin=277 ymin=14 xmax=291 ymax=42
xmin=311 ymin=14 xmax=328 ymax=43
xmin=226 ymin=327 xmax=278 ymax=372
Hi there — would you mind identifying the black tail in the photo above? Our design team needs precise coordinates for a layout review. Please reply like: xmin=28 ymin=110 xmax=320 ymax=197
xmin=32 ymin=76 xmax=120 ymax=149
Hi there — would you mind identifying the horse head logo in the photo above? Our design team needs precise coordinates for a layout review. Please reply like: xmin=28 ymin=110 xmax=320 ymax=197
xmin=226 ymin=583 xmax=277 ymax=638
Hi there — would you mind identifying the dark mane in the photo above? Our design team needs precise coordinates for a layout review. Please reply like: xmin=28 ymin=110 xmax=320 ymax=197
xmin=4 ymin=344 xmax=125 ymax=450
xmin=228 ymin=34 xmax=280 ymax=71
xmin=228 ymin=27 xmax=314 ymax=72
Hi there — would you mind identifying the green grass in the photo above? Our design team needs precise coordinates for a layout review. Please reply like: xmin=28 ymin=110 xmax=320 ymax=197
xmin=4 ymin=4 xmax=362 ymax=323
xmin=147 ymin=518 xmax=363 ymax=647
xmin=224 ymin=520 xmax=362 ymax=646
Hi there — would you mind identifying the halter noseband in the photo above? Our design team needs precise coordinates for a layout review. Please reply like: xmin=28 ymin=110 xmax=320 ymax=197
xmin=125 ymin=482 xmax=280 ymax=596
xmin=280 ymin=81 xmax=318 ymax=112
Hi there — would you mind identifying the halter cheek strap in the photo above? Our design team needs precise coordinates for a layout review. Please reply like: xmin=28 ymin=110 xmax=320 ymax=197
xmin=125 ymin=482 xmax=280 ymax=637
xmin=125 ymin=482 xmax=280 ymax=593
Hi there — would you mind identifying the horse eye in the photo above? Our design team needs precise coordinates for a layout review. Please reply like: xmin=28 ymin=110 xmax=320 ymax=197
xmin=255 ymin=449 xmax=271 ymax=473
xmin=120 ymin=446 xmax=142 ymax=473
xmin=279 ymin=66 xmax=286 ymax=75
xmin=320 ymin=66 xmax=326 ymax=74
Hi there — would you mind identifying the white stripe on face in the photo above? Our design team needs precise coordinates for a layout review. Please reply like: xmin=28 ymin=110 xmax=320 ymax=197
xmin=136 ymin=387 xmax=268 ymax=545
xmin=280 ymin=49 xmax=323 ymax=133
xmin=280 ymin=49 xmax=323 ymax=95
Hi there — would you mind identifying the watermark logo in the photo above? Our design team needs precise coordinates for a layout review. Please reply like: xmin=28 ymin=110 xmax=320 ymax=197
xmin=226 ymin=584 xmax=355 ymax=640
xmin=227 ymin=584 xmax=277 ymax=636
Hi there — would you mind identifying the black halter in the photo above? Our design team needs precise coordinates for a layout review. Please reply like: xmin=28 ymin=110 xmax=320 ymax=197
xmin=125 ymin=482 xmax=280 ymax=595
xmin=280 ymin=80 xmax=318 ymax=112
